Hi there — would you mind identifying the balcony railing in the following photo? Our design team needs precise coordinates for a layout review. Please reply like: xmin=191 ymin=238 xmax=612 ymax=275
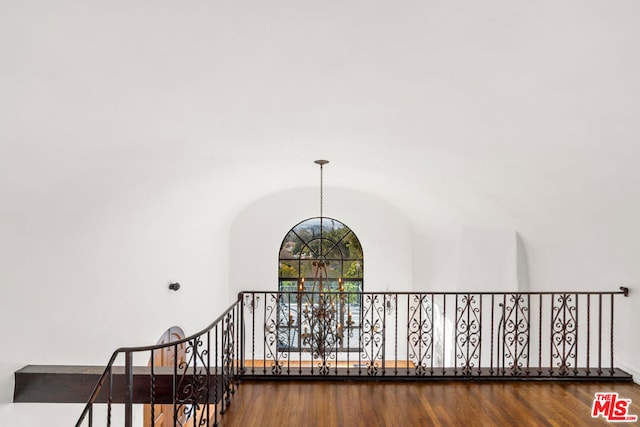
xmin=241 ymin=289 xmax=631 ymax=379
xmin=74 ymin=288 xmax=631 ymax=427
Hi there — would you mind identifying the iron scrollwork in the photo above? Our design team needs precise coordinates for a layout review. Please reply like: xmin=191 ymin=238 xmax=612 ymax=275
xmin=455 ymin=294 xmax=481 ymax=376
xmin=407 ymin=294 xmax=433 ymax=376
xmin=264 ymin=293 xmax=286 ymax=375
xmin=174 ymin=337 xmax=210 ymax=426
xmin=551 ymin=293 xmax=577 ymax=375
xmin=501 ymin=294 xmax=530 ymax=376
xmin=360 ymin=294 xmax=384 ymax=376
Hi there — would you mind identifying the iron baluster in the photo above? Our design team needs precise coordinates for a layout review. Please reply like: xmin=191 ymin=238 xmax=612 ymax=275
xmin=526 ymin=294 xmax=530 ymax=375
xmin=610 ymin=294 xmax=614 ymax=375
xmin=124 ymin=351 xmax=133 ymax=427
xmin=107 ymin=366 xmax=112 ymax=427
xmin=574 ymin=294 xmax=579 ymax=375
xmin=598 ymin=293 xmax=603 ymax=375
xmin=150 ymin=349 xmax=156 ymax=426
xmin=263 ymin=294 xmax=267 ymax=375
xmin=587 ymin=294 xmax=593 ymax=376
xmin=406 ymin=294 xmax=410 ymax=376
xmin=172 ymin=343 xmax=178 ymax=427
xmin=239 ymin=293 xmax=245 ymax=377
xmin=346 ymin=290 xmax=350 ymax=376
xmin=490 ymin=294 xmax=495 ymax=375
xmin=478 ymin=295 xmax=482 ymax=376
xmin=549 ymin=293 xmax=554 ymax=376
xmin=428 ymin=294 xmax=433 ymax=376
xmin=214 ymin=324 xmax=219 ymax=427
xmin=419 ymin=294 xmax=424 ymax=375
xmin=382 ymin=293 xmax=387 ymax=376
xmin=537 ymin=294 xmax=542 ymax=376
xmin=454 ymin=294 xmax=459 ymax=376
xmin=442 ymin=294 xmax=446 ymax=376
xmin=501 ymin=294 xmax=506 ymax=375
xmin=252 ymin=293 xmax=256 ymax=375
xmin=394 ymin=293 xmax=399 ymax=376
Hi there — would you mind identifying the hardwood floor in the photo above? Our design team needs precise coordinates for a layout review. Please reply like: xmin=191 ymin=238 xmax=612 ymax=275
xmin=219 ymin=380 xmax=640 ymax=426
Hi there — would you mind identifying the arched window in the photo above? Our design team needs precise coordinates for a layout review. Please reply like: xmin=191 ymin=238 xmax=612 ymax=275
xmin=278 ymin=217 xmax=364 ymax=353
xmin=278 ymin=217 xmax=363 ymax=292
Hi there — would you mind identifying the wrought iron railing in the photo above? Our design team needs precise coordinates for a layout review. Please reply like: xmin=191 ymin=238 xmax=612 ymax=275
xmin=241 ymin=288 xmax=631 ymax=379
xmin=75 ymin=299 xmax=242 ymax=427
xmin=75 ymin=288 xmax=630 ymax=426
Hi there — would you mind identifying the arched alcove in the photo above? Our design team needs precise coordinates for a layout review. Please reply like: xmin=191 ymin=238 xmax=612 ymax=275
xmin=228 ymin=187 xmax=413 ymax=298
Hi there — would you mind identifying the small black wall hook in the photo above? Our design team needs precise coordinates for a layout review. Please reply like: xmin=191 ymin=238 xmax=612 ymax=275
xmin=169 ymin=282 xmax=181 ymax=292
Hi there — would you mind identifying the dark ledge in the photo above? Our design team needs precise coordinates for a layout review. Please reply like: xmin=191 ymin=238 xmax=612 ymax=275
xmin=14 ymin=365 xmax=225 ymax=404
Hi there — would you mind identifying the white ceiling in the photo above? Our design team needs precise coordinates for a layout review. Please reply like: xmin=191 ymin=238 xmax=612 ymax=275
xmin=2 ymin=0 xmax=640 ymax=234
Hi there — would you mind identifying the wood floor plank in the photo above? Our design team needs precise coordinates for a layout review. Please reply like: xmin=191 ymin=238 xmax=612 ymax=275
xmin=219 ymin=381 xmax=640 ymax=426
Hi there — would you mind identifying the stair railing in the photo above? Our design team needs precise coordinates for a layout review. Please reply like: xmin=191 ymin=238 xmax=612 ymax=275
xmin=75 ymin=295 xmax=242 ymax=427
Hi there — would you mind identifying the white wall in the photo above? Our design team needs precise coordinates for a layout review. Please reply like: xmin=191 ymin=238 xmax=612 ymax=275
xmin=0 ymin=173 xmax=235 ymax=425
xmin=458 ymin=227 xmax=528 ymax=292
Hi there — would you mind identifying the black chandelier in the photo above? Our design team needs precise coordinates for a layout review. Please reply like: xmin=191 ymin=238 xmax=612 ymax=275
xmin=290 ymin=160 xmax=355 ymax=368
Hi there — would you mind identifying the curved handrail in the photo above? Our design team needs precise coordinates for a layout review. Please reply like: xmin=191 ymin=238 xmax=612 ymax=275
xmin=75 ymin=297 xmax=242 ymax=427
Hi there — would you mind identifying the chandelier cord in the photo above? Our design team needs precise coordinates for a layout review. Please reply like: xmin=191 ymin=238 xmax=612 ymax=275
xmin=320 ymin=162 xmax=323 ymax=254
xmin=315 ymin=159 xmax=329 ymax=254
xmin=320 ymin=162 xmax=323 ymax=219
